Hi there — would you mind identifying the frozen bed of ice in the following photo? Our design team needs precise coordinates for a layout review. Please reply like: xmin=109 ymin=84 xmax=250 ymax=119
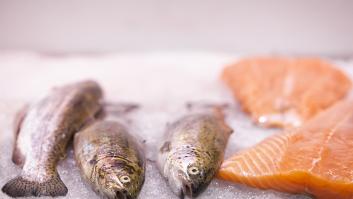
xmin=1 ymin=52 xmax=347 ymax=199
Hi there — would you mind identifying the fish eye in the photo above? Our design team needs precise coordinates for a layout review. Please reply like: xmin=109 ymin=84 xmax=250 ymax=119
xmin=120 ymin=175 xmax=131 ymax=183
xmin=188 ymin=166 xmax=200 ymax=175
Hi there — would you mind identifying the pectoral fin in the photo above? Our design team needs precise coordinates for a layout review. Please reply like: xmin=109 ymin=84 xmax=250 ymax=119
xmin=12 ymin=104 xmax=28 ymax=166
xmin=160 ymin=141 xmax=171 ymax=153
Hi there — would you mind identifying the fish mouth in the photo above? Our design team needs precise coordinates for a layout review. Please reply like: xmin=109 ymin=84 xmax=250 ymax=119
xmin=181 ymin=180 xmax=206 ymax=198
xmin=115 ymin=190 xmax=131 ymax=199
xmin=183 ymin=184 xmax=193 ymax=198
xmin=181 ymin=182 xmax=193 ymax=198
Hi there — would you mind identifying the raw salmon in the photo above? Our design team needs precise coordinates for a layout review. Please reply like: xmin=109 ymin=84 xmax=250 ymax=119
xmin=218 ymin=97 xmax=353 ymax=199
xmin=221 ymin=57 xmax=352 ymax=128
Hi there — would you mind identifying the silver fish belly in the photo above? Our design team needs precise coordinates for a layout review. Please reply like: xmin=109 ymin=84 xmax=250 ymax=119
xmin=74 ymin=121 xmax=145 ymax=199
xmin=2 ymin=80 xmax=103 ymax=197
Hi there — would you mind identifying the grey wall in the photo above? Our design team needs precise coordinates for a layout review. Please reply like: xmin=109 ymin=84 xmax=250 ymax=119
xmin=0 ymin=0 xmax=352 ymax=56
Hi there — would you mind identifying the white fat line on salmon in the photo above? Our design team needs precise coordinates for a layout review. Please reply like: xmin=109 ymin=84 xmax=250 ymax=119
xmin=308 ymin=109 xmax=353 ymax=172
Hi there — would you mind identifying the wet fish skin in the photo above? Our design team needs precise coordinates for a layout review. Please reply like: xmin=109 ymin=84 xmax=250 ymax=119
xmin=157 ymin=107 xmax=232 ymax=198
xmin=74 ymin=121 xmax=145 ymax=199
xmin=2 ymin=80 xmax=103 ymax=197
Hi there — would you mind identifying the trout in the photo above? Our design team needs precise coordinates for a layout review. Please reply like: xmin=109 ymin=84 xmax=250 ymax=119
xmin=157 ymin=106 xmax=233 ymax=198
xmin=74 ymin=120 xmax=145 ymax=199
xmin=2 ymin=80 xmax=103 ymax=197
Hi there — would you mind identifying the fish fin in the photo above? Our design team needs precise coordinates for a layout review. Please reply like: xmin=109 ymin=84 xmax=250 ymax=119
xmin=94 ymin=104 xmax=106 ymax=120
xmin=103 ymin=102 xmax=140 ymax=116
xmin=12 ymin=147 xmax=25 ymax=167
xmin=185 ymin=101 xmax=230 ymax=121
xmin=222 ymin=123 xmax=234 ymax=135
xmin=78 ymin=105 xmax=105 ymax=132
xmin=2 ymin=174 xmax=68 ymax=197
xmin=185 ymin=101 xmax=229 ymax=111
xmin=213 ymin=106 xmax=233 ymax=136
xmin=208 ymin=105 xmax=233 ymax=136
xmin=160 ymin=141 xmax=171 ymax=153
xmin=221 ymin=120 xmax=234 ymax=136
xmin=12 ymin=104 xmax=29 ymax=166
xmin=185 ymin=102 xmax=233 ymax=136
xmin=147 ymin=158 xmax=156 ymax=163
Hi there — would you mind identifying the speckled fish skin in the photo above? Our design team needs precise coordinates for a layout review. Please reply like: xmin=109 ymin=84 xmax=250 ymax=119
xmin=74 ymin=121 xmax=145 ymax=199
xmin=157 ymin=107 xmax=233 ymax=198
xmin=2 ymin=80 xmax=103 ymax=198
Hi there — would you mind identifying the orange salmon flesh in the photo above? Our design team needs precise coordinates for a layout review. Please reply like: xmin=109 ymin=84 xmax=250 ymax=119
xmin=221 ymin=57 xmax=352 ymax=128
xmin=218 ymin=97 xmax=353 ymax=199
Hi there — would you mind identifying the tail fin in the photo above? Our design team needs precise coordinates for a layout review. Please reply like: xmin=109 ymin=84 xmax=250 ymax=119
xmin=96 ymin=102 xmax=139 ymax=119
xmin=104 ymin=102 xmax=139 ymax=114
xmin=185 ymin=101 xmax=229 ymax=119
xmin=2 ymin=174 xmax=68 ymax=197
xmin=186 ymin=102 xmax=229 ymax=111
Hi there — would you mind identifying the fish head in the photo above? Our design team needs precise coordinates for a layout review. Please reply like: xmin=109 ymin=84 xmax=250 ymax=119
xmin=181 ymin=163 xmax=214 ymax=198
xmin=96 ymin=161 xmax=144 ymax=199
xmin=165 ymin=152 xmax=216 ymax=198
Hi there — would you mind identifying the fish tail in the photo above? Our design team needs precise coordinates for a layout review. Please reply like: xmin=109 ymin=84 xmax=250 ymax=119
xmin=185 ymin=101 xmax=229 ymax=119
xmin=99 ymin=102 xmax=139 ymax=118
xmin=2 ymin=174 xmax=68 ymax=197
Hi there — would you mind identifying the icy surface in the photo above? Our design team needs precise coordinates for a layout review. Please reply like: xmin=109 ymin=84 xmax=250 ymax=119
xmin=0 ymin=52 xmax=347 ymax=199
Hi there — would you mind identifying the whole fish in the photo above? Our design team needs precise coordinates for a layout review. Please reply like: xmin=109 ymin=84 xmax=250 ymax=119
xmin=2 ymin=80 xmax=103 ymax=197
xmin=157 ymin=106 xmax=233 ymax=198
xmin=74 ymin=120 xmax=145 ymax=199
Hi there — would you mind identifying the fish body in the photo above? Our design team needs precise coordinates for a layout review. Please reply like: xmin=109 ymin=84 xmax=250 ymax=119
xmin=157 ymin=107 xmax=232 ymax=198
xmin=74 ymin=121 xmax=145 ymax=199
xmin=2 ymin=80 xmax=103 ymax=197
xmin=218 ymin=98 xmax=353 ymax=199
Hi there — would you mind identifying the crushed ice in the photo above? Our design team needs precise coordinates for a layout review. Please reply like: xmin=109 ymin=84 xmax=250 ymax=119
xmin=0 ymin=52 xmax=327 ymax=199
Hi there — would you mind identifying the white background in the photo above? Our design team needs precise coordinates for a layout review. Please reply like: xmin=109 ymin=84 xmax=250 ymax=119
xmin=0 ymin=0 xmax=352 ymax=57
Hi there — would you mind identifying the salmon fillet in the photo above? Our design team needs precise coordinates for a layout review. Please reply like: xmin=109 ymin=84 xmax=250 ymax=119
xmin=221 ymin=57 xmax=352 ymax=128
xmin=218 ymin=97 xmax=353 ymax=199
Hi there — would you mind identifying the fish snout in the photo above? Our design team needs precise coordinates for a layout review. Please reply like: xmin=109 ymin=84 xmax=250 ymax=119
xmin=182 ymin=182 xmax=193 ymax=198
xmin=115 ymin=190 xmax=133 ymax=199
xmin=181 ymin=178 xmax=204 ymax=198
